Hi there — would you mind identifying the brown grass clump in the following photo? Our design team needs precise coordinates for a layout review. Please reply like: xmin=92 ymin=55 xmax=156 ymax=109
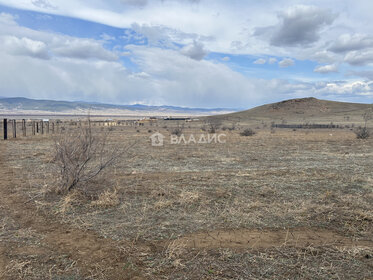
xmin=5 ymin=260 xmax=33 ymax=279
xmin=240 ymin=128 xmax=256 ymax=136
xmin=179 ymin=190 xmax=200 ymax=204
xmin=55 ymin=191 xmax=84 ymax=215
xmin=91 ymin=188 xmax=119 ymax=208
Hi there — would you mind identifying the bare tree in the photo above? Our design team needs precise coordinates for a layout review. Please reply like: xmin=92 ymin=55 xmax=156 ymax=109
xmin=52 ymin=118 xmax=128 ymax=193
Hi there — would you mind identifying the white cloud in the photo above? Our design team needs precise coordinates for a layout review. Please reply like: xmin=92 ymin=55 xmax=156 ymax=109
xmin=52 ymin=39 xmax=118 ymax=61
xmin=344 ymin=49 xmax=373 ymax=66
xmin=120 ymin=0 xmax=148 ymax=7
xmin=180 ymin=40 xmax=208 ymax=60
xmin=256 ymin=5 xmax=336 ymax=47
xmin=31 ymin=0 xmax=57 ymax=10
xmin=0 ymin=14 xmax=119 ymax=62
xmin=0 ymin=12 xmax=17 ymax=25
xmin=253 ymin=58 xmax=266 ymax=64
xmin=351 ymin=71 xmax=373 ymax=81
xmin=100 ymin=33 xmax=115 ymax=41
xmin=0 ymin=4 xmax=372 ymax=106
xmin=1 ymin=36 xmax=49 ymax=59
xmin=316 ymin=81 xmax=373 ymax=96
xmin=314 ymin=64 xmax=338 ymax=73
xmin=278 ymin=58 xmax=294 ymax=68
xmin=328 ymin=34 xmax=373 ymax=53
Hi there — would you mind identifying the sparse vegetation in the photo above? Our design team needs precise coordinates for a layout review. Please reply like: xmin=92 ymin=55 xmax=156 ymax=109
xmin=1 ymin=105 xmax=372 ymax=279
xmin=52 ymin=118 xmax=121 ymax=194
xmin=206 ymin=119 xmax=222 ymax=133
xmin=171 ymin=127 xmax=183 ymax=136
xmin=171 ymin=122 xmax=184 ymax=136
xmin=240 ymin=128 xmax=256 ymax=136
xmin=355 ymin=109 xmax=372 ymax=139
xmin=355 ymin=127 xmax=370 ymax=139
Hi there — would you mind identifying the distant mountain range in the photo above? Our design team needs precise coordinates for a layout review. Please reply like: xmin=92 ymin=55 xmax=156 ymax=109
xmin=0 ymin=97 xmax=236 ymax=117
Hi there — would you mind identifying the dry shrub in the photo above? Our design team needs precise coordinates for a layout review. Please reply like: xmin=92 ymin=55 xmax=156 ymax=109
xmin=207 ymin=119 xmax=222 ymax=133
xmin=52 ymin=118 xmax=128 ymax=194
xmin=91 ymin=188 xmax=119 ymax=208
xmin=240 ymin=128 xmax=256 ymax=136
xmin=355 ymin=109 xmax=372 ymax=139
xmin=164 ymin=239 xmax=187 ymax=260
xmin=355 ymin=127 xmax=370 ymax=139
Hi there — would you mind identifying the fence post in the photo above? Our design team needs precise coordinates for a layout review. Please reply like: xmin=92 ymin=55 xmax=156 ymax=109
xmin=52 ymin=122 xmax=55 ymax=133
xmin=47 ymin=121 xmax=50 ymax=134
xmin=41 ymin=121 xmax=44 ymax=134
xmin=32 ymin=121 xmax=35 ymax=135
xmin=36 ymin=122 xmax=39 ymax=133
xmin=3 ymin=119 xmax=7 ymax=140
xmin=12 ymin=119 xmax=16 ymax=138
xmin=22 ymin=119 xmax=26 ymax=137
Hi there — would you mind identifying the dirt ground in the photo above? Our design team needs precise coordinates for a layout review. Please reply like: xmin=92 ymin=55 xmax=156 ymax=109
xmin=0 ymin=121 xmax=372 ymax=279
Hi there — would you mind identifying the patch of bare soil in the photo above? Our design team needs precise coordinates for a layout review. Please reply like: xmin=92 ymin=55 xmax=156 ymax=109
xmin=174 ymin=228 xmax=373 ymax=250
xmin=0 ymin=142 xmax=144 ymax=279
xmin=0 ymin=246 xmax=8 ymax=278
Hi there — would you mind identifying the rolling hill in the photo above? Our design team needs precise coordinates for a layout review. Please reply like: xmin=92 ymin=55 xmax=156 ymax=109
xmin=208 ymin=97 xmax=373 ymax=125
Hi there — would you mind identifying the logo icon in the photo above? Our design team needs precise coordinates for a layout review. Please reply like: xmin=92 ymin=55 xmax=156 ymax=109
xmin=150 ymin=132 xmax=165 ymax=146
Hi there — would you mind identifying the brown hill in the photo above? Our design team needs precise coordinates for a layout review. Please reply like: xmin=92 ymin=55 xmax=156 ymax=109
xmin=209 ymin=97 xmax=373 ymax=125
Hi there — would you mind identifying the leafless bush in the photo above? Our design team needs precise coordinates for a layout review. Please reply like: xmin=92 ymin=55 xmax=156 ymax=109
xmin=52 ymin=118 xmax=124 ymax=194
xmin=171 ymin=122 xmax=184 ymax=136
xmin=240 ymin=128 xmax=256 ymax=136
xmin=355 ymin=109 xmax=372 ymax=139
xmin=355 ymin=127 xmax=370 ymax=139
xmin=207 ymin=119 xmax=222 ymax=133
xmin=171 ymin=127 xmax=183 ymax=136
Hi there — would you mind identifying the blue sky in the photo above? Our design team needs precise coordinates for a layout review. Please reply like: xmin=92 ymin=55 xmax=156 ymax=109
xmin=0 ymin=0 xmax=372 ymax=108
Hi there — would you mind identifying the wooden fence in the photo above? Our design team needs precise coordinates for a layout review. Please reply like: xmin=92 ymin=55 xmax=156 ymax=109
xmin=1 ymin=119 xmax=57 ymax=140
xmin=271 ymin=123 xmax=345 ymax=129
xmin=1 ymin=118 xmax=160 ymax=140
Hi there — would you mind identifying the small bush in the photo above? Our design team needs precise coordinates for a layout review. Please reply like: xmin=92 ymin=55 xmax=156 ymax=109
xmin=171 ymin=127 xmax=183 ymax=136
xmin=240 ymin=128 xmax=256 ymax=136
xmin=53 ymin=118 xmax=123 ymax=194
xmin=208 ymin=125 xmax=216 ymax=133
xmin=355 ymin=127 xmax=370 ymax=139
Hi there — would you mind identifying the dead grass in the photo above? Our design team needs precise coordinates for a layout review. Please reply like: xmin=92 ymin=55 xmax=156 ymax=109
xmin=91 ymin=188 xmax=120 ymax=208
xmin=1 ymin=123 xmax=372 ymax=279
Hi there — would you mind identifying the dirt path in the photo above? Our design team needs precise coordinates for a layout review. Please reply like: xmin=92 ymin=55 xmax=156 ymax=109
xmin=173 ymin=228 xmax=373 ymax=250
xmin=0 ymin=142 xmax=144 ymax=279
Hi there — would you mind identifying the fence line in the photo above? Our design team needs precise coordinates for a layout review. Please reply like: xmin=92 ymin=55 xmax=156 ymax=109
xmin=272 ymin=123 xmax=344 ymax=129
xmin=2 ymin=119 xmax=57 ymax=140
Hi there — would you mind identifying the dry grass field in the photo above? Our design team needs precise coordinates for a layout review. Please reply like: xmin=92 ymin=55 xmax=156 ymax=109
xmin=0 ymin=119 xmax=372 ymax=279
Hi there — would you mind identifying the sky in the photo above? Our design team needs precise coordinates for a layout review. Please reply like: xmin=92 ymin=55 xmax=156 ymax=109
xmin=0 ymin=0 xmax=373 ymax=109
